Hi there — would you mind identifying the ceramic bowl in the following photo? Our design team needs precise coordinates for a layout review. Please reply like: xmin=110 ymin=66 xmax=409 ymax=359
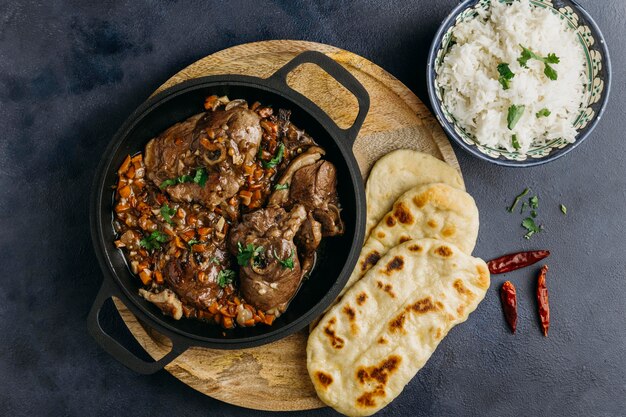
xmin=427 ymin=0 xmax=611 ymax=167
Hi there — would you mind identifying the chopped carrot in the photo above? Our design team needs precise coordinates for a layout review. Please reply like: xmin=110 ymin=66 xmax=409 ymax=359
xmin=222 ymin=317 xmax=234 ymax=329
xmin=197 ymin=271 xmax=207 ymax=283
xmin=155 ymin=193 xmax=167 ymax=205
xmin=139 ymin=270 xmax=152 ymax=285
xmin=174 ymin=236 xmax=186 ymax=250
xmin=208 ymin=302 xmax=220 ymax=314
xmin=233 ymin=297 xmax=241 ymax=306
xmin=264 ymin=314 xmax=275 ymax=326
xmin=199 ymin=137 xmax=212 ymax=150
xmin=204 ymin=95 xmax=219 ymax=111
xmin=114 ymin=240 xmax=125 ymax=248
xmin=125 ymin=165 xmax=135 ymax=179
xmin=118 ymin=185 xmax=132 ymax=198
xmin=118 ymin=155 xmax=131 ymax=175
xmin=114 ymin=203 xmax=130 ymax=213
xmin=244 ymin=319 xmax=255 ymax=327
xmin=197 ymin=227 xmax=211 ymax=237
xmin=154 ymin=270 xmax=163 ymax=284
xmin=174 ymin=137 xmax=184 ymax=146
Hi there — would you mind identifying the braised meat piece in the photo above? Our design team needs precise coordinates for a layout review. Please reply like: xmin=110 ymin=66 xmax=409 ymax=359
xmin=268 ymin=146 xmax=324 ymax=207
xmin=294 ymin=213 xmax=322 ymax=276
xmin=162 ymin=242 xmax=232 ymax=310
xmin=277 ymin=109 xmax=317 ymax=157
xmin=144 ymin=106 xmax=262 ymax=209
xmin=228 ymin=205 xmax=307 ymax=313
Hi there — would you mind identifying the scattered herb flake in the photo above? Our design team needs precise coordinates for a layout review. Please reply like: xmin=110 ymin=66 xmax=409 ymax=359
xmin=522 ymin=217 xmax=542 ymax=239
xmin=507 ymin=105 xmax=525 ymax=130
xmin=530 ymin=195 xmax=539 ymax=209
xmin=187 ymin=239 xmax=201 ymax=246
xmin=160 ymin=204 xmax=176 ymax=225
xmin=560 ymin=204 xmax=567 ymax=215
xmin=139 ymin=230 xmax=170 ymax=251
xmin=520 ymin=201 xmax=529 ymax=214
xmin=517 ymin=45 xmax=560 ymax=80
xmin=497 ymin=63 xmax=515 ymax=90
xmin=159 ymin=179 xmax=177 ymax=189
xmin=209 ymin=256 xmax=220 ymax=265
xmin=509 ymin=188 xmax=530 ymax=213
xmin=531 ymin=210 xmax=538 ymax=218
xmin=274 ymin=183 xmax=289 ymax=191
xmin=511 ymin=134 xmax=521 ymax=150
xmin=217 ymin=269 xmax=236 ymax=288
xmin=262 ymin=143 xmax=285 ymax=169
xmin=536 ymin=108 xmax=551 ymax=118
xmin=273 ymin=249 xmax=295 ymax=270
xmin=237 ymin=242 xmax=265 ymax=266
xmin=193 ymin=167 xmax=208 ymax=187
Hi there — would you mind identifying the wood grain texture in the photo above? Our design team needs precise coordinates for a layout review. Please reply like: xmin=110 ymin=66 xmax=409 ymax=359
xmin=114 ymin=40 xmax=461 ymax=411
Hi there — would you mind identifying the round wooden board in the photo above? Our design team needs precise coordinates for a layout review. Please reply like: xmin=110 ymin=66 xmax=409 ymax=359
xmin=113 ymin=40 xmax=462 ymax=411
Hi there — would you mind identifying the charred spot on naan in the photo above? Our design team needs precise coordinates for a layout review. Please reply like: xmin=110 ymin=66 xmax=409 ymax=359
xmin=427 ymin=219 xmax=438 ymax=228
xmin=323 ymin=318 xmax=345 ymax=349
xmin=389 ymin=312 xmax=407 ymax=333
xmin=377 ymin=231 xmax=386 ymax=239
xmin=376 ymin=281 xmax=396 ymax=298
xmin=441 ymin=224 xmax=456 ymax=237
xmin=343 ymin=304 xmax=359 ymax=335
xmin=361 ymin=251 xmax=381 ymax=272
xmin=356 ymin=292 xmax=368 ymax=305
xmin=315 ymin=371 xmax=334 ymax=389
xmin=356 ymin=355 xmax=402 ymax=386
xmin=434 ymin=245 xmax=453 ymax=258
xmin=356 ymin=388 xmax=385 ymax=408
xmin=385 ymin=214 xmax=397 ymax=227
xmin=378 ymin=337 xmax=388 ymax=344
xmin=393 ymin=202 xmax=414 ymax=225
xmin=453 ymin=279 xmax=475 ymax=298
xmin=408 ymin=243 xmax=423 ymax=252
xmin=382 ymin=256 xmax=404 ymax=275
xmin=409 ymin=297 xmax=442 ymax=314
xmin=476 ymin=264 xmax=490 ymax=289
xmin=398 ymin=235 xmax=411 ymax=243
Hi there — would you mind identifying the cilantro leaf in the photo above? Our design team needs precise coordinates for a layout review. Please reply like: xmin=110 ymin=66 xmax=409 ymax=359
xmin=217 ymin=269 xmax=236 ymax=288
xmin=530 ymin=195 xmax=539 ymax=209
xmin=159 ymin=179 xmax=177 ymax=189
xmin=209 ymin=256 xmax=220 ymax=264
xmin=497 ymin=63 xmax=515 ymax=90
xmin=511 ymin=134 xmax=521 ymax=150
xmin=507 ymin=105 xmax=525 ymax=130
xmin=187 ymin=239 xmax=201 ymax=246
xmin=522 ymin=217 xmax=542 ymax=239
xmin=262 ymin=143 xmax=285 ymax=169
xmin=160 ymin=204 xmax=176 ymax=225
xmin=560 ymin=204 xmax=567 ymax=215
xmin=273 ymin=249 xmax=295 ymax=270
xmin=517 ymin=45 xmax=560 ymax=80
xmin=536 ymin=108 xmax=551 ymax=118
xmin=544 ymin=64 xmax=558 ymax=80
xmin=274 ymin=183 xmax=289 ymax=191
xmin=509 ymin=188 xmax=530 ymax=213
xmin=193 ymin=167 xmax=208 ymax=187
xmin=139 ymin=230 xmax=170 ymax=251
xmin=237 ymin=242 xmax=265 ymax=266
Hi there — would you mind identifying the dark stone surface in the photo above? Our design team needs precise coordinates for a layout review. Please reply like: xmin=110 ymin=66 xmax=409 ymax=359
xmin=1 ymin=1 xmax=624 ymax=416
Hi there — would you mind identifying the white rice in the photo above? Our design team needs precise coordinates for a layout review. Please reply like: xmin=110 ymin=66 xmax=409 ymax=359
xmin=437 ymin=0 xmax=587 ymax=153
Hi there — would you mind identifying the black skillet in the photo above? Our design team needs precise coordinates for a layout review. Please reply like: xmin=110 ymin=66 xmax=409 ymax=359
xmin=88 ymin=51 xmax=370 ymax=374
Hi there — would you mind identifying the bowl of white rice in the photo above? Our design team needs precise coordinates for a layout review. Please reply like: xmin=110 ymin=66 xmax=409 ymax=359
xmin=427 ymin=0 xmax=611 ymax=167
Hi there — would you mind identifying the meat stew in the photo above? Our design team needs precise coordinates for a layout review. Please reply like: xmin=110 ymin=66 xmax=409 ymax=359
xmin=113 ymin=96 xmax=344 ymax=329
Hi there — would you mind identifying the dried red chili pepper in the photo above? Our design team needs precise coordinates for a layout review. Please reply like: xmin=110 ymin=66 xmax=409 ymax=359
xmin=500 ymin=281 xmax=518 ymax=333
xmin=537 ymin=265 xmax=550 ymax=337
xmin=487 ymin=250 xmax=550 ymax=274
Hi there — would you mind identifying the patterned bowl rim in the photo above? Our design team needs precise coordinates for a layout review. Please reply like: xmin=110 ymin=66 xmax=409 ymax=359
xmin=426 ymin=0 xmax=612 ymax=167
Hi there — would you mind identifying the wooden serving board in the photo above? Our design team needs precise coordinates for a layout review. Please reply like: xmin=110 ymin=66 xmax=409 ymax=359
xmin=113 ymin=40 xmax=462 ymax=411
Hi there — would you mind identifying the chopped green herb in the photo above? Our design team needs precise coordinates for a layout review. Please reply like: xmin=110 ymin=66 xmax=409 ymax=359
xmin=522 ymin=217 xmax=542 ymax=239
xmin=209 ymin=256 xmax=220 ymax=265
xmin=262 ymin=143 xmax=285 ymax=168
xmin=511 ymin=134 xmax=521 ymax=150
xmin=237 ymin=242 xmax=265 ymax=266
xmin=160 ymin=204 xmax=176 ymax=225
xmin=273 ymin=249 xmax=295 ymax=270
xmin=217 ymin=269 xmax=236 ymax=288
xmin=497 ymin=63 xmax=515 ymax=90
xmin=160 ymin=168 xmax=208 ymax=189
xmin=187 ymin=239 xmax=201 ymax=246
xmin=560 ymin=204 xmax=567 ymax=215
xmin=193 ymin=167 xmax=208 ymax=187
xmin=529 ymin=195 xmax=539 ymax=209
xmin=507 ymin=105 xmax=525 ymax=130
xmin=520 ymin=201 xmax=529 ymax=214
xmin=536 ymin=108 xmax=551 ymax=118
xmin=159 ymin=179 xmax=177 ymax=189
xmin=518 ymin=45 xmax=559 ymax=80
xmin=509 ymin=188 xmax=530 ymax=213
xmin=274 ymin=183 xmax=289 ymax=191
xmin=139 ymin=230 xmax=170 ymax=251
xmin=531 ymin=210 xmax=538 ymax=218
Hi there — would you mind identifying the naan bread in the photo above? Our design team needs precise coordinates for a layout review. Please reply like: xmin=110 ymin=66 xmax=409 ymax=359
xmin=338 ymin=183 xmax=479 ymax=299
xmin=307 ymin=239 xmax=490 ymax=417
xmin=365 ymin=150 xmax=465 ymax=238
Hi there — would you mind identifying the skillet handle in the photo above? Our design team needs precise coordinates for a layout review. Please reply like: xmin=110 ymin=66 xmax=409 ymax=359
xmin=267 ymin=50 xmax=370 ymax=147
xmin=87 ymin=281 xmax=188 ymax=375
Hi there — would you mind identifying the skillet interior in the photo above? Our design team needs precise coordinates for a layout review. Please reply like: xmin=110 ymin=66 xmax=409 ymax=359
xmin=95 ymin=81 xmax=362 ymax=345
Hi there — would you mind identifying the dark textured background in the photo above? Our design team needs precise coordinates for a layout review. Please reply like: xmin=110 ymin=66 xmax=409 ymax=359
xmin=1 ymin=1 xmax=625 ymax=416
